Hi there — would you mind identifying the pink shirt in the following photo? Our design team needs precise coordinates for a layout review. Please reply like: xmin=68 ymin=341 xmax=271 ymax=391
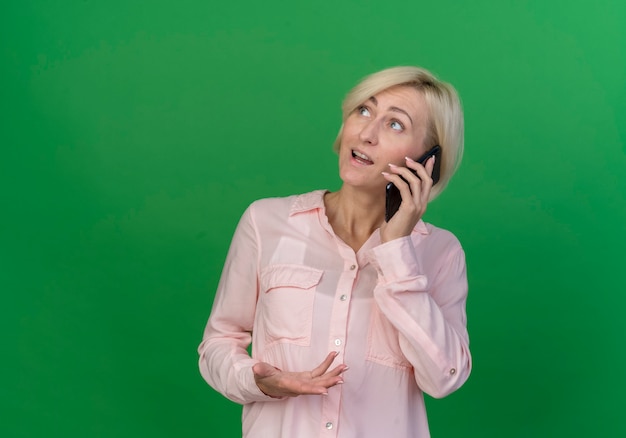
xmin=198 ymin=190 xmax=471 ymax=437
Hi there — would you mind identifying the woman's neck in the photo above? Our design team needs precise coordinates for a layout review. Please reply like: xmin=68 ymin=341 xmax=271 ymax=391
xmin=323 ymin=186 xmax=385 ymax=252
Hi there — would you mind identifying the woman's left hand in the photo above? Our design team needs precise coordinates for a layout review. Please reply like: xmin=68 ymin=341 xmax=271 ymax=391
xmin=380 ymin=155 xmax=435 ymax=243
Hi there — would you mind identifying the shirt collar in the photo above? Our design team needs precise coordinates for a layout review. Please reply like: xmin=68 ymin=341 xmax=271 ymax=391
xmin=289 ymin=190 xmax=429 ymax=235
xmin=290 ymin=190 xmax=328 ymax=215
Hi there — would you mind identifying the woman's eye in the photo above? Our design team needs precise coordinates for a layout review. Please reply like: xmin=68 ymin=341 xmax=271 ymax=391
xmin=390 ymin=120 xmax=404 ymax=131
xmin=358 ymin=106 xmax=370 ymax=117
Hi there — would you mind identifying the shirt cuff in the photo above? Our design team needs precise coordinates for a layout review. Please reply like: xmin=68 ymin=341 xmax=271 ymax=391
xmin=370 ymin=236 xmax=428 ymax=289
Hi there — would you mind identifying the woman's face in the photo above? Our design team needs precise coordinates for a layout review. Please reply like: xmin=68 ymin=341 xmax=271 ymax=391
xmin=337 ymin=85 xmax=430 ymax=192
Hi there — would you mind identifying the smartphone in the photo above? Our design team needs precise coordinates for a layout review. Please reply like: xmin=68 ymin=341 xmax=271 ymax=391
xmin=385 ymin=145 xmax=442 ymax=222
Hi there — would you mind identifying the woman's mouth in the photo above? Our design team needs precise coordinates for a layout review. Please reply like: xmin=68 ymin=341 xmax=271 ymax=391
xmin=351 ymin=150 xmax=374 ymax=165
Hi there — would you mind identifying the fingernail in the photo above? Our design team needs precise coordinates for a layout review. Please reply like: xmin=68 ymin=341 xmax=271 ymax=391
xmin=388 ymin=163 xmax=398 ymax=168
xmin=381 ymin=171 xmax=390 ymax=177
xmin=405 ymin=156 xmax=416 ymax=162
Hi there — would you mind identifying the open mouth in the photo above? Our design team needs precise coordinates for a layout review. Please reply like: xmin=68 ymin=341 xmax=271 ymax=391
xmin=351 ymin=150 xmax=374 ymax=165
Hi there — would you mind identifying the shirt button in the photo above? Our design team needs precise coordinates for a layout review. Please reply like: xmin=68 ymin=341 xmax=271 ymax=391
xmin=350 ymin=264 xmax=356 ymax=270
xmin=334 ymin=339 xmax=342 ymax=346
xmin=340 ymin=294 xmax=347 ymax=301
xmin=326 ymin=422 xmax=333 ymax=430
xmin=450 ymin=368 xmax=457 ymax=375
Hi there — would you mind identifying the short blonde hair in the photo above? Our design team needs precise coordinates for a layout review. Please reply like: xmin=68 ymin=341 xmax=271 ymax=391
xmin=333 ymin=66 xmax=464 ymax=200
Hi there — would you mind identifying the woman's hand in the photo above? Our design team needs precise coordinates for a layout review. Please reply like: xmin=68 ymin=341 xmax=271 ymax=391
xmin=252 ymin=352 xmax=347 ymax=398
xmin=380 ymin=155 xmax=436 ymax=243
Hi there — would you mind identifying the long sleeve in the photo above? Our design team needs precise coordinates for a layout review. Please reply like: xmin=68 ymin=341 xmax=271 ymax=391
xmin=198 ymin=191 xmax=471 ymax=437
xmin=369 ymin=233 xmax=471 ymax=399
xmin=197 ymin=205 xmax=275 ymax=404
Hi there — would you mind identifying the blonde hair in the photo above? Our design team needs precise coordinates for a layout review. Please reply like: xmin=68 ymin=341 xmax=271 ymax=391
xmin=333 ymin=66 xmax=464 ymax=200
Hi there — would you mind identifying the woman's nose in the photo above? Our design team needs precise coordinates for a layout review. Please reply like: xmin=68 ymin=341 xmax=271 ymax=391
xmin=359 ymin=120 xmax=379 ymax=145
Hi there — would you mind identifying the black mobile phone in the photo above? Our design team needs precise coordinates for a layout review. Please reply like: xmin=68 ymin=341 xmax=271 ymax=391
xmin=385 ymin=145 xmax=442 ymax=222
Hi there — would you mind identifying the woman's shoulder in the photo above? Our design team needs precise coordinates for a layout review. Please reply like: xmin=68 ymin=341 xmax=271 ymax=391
xmin=421 ymin=221 xmax=464 ymax=252
xmin=248 ymin=190 xmax=326 ymax=214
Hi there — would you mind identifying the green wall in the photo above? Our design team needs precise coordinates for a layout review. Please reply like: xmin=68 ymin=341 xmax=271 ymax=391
xmin=2 ymin=1 xmax=625 ymax=436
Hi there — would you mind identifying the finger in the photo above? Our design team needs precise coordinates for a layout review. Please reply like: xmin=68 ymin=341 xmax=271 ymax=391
xmin=389 ymin=162 xmax=425 ymax=204
xmin=405 ymin=157 xmax=433 ymax=203
xmin=321 ymin=364 xmax=349 ymax=379
xmin=388 ymin=163 xmax=421 ymax=186
xmin=404 ymin=156 xmax=433 ymax=185
xmin=383 ymin=168 xmax=415 ymax=199
xmin=311 ymin=370 xmax=346 ymax=391
xmin=383 ymin=171 xmax=419 ymax=218
xmin=424 ymin=154 xmax=435 ymax=175
xmin=421 ymin=159 xmax=435 ymax=204
xmin=310 ymin=351 xmax=338 ymax=378
xmin=293 ymin=380 xmax=337 ymax=395
xmin=418 ymin=155 xmax=435 ymax=204
xmin=312 ymin=376 xmax=344 ymax=392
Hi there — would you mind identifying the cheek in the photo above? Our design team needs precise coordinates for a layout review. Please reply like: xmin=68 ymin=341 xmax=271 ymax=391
xmin=395 ymin=133 xmax=426 ymax=160
xmin=405 ymin=145 xmax=425 ymax=161
xmin=342 ymin=114 xmax=366 ymax=134
xmin=383 ymin=135 xmax=420 ymax=160
xmin=341 ymin=121 xmax=359 ymax=138
xmin=338 ymin=126 xmax=360 ymax=152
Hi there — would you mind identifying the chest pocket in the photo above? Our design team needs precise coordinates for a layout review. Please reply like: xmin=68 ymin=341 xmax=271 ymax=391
xmin=259 ymin=264 xmax=323 ymax=346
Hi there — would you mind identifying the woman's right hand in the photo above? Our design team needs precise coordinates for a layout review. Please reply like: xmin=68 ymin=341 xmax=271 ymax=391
xmin=380 ymin=155 xmax=436 ymax=243
xmin=252 ymin=352 xmax=348 ymax=398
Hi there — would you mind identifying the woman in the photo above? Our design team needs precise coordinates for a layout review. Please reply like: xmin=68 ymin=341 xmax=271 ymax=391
xmin=198 ymin=66 xmax=471 ymax=437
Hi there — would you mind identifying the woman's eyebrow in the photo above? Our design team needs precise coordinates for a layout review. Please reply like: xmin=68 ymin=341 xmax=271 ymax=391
xmin=390 ymin=106 xmax=413 ymax=125
xmin=368 ymin=96 xmax=413 ymax=125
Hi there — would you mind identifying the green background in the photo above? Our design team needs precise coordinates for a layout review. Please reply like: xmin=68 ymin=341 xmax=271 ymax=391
xmin=2 ymin=1 xmax=625 ymax=436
